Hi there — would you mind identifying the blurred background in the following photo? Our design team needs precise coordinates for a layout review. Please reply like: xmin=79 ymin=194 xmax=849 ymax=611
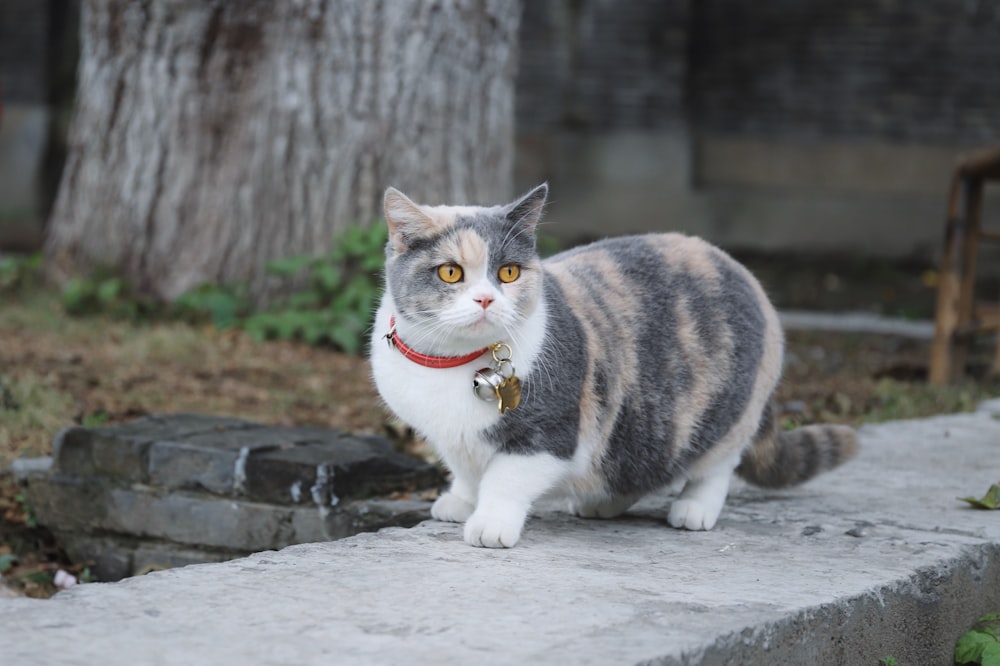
xmin=3 ymin=0 xmax=1000 ymax=311
xmin=0 ymin=0 xmax=77 ymax=254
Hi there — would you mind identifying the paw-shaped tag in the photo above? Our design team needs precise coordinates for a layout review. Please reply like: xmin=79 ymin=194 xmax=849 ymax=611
xmin=496 ymin=375 xmax=521 ymax=414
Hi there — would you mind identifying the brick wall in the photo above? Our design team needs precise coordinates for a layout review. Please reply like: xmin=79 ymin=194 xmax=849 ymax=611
xmin=690 ymin=0 xmax=1000 ymax=142
xmin=517 ymin=0 xmax=691 ymax=131
xmin=519 ymin=0 xmax=1000 ymax=143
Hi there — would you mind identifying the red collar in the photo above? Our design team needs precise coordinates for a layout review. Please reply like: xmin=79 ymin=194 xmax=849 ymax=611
xmin=387 ymin=316 xmax=492 ymax=369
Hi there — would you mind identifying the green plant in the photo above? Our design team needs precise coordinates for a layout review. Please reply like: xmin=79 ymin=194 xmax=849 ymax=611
xmin=82 ymin=411 xmax=111 ymax=428
xmin=21 ymin=570 xmax=53 ymax=586
xmin=61 ymin=270 xmax=148 ymax=320
xmin=243 ymin=223 xmax=387 ymax=353
xmin=55 ymin=223 xmax=388 ymax=354
xmin=14 ymin=494 xmax=37 ymax=529
xmin=172 ymin=283 xmax=250 ymax=330
xmin=0 ymin=252 xmax=42 ymax=292
xmin=878 ymin=657 xmax=898 ymax=666
xmin=0 ymin=552 xmax=17 ymax=573
xmin=956 ymin=613 xmax=1000 ymax=665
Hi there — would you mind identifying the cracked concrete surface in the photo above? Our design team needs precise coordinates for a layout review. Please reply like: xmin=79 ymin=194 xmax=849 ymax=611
xmin=1 ymin=400 xmax=999 ymax=665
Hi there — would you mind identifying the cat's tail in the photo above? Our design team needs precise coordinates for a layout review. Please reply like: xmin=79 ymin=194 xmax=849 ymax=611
xmin=736 ymin=402 xmax=858 ymax=488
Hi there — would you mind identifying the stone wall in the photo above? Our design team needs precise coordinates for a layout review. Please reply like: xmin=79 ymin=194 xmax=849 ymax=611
xmin=15 ymin=414 xmax=444 ymax=581
xmin=0 ymin=1 xmax=50 ymax=104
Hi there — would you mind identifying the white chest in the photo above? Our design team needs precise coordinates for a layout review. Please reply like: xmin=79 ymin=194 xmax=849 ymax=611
xmin=369 ymin=298 xmax=547 ymax=453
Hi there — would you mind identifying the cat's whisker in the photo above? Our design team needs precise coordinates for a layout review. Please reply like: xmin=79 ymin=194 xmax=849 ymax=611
xmin=500 ymin=221 xmax=530 ymax=252
xmin=398 ymin=307 xmax=450 ymax=320
xmin=406 ymin=320 xmax=457 ymax=351
xmin=500 ymin=221 xmax=537 ymax=252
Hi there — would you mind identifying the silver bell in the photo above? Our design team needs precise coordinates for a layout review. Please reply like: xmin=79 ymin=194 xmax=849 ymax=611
xmin=473 ymin=367 xmax=505 ymax=401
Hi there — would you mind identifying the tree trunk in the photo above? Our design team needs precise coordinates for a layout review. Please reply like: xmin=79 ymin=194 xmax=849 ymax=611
xmin=46 ymin=0 xmax=520 ymax=301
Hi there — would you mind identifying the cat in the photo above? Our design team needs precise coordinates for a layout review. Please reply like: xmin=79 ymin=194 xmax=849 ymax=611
xmin=369 ymin=184 xmax=857 ymax=548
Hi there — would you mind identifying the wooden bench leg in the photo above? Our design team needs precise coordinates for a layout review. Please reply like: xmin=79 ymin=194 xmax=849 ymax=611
xmin=930 ymin=175 xmax=982 ymax=384
xmin=992 ymin=334 xmax=1000 ymax=378
xmin=990 ymin=299 xmax=1000 ymax=378
xmin=955 ymin=180 xmax=983 ymax=378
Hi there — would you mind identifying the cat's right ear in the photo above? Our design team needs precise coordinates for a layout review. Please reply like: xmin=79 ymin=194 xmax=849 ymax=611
xmin=384 ymin=187 xmax=436 ymax=253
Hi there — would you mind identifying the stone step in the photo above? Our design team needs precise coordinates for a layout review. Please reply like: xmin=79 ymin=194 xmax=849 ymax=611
xmin=51 ymin=414 xmax=441 ymax=502
xmin=16 ymin=414 xmax=443 ymax=580
xmin=3 ymin=401 xmax=1000 ymax=664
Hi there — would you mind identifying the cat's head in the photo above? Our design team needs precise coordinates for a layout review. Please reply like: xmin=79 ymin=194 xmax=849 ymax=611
xmin=382 ymin=184 xmax=548 ymax=352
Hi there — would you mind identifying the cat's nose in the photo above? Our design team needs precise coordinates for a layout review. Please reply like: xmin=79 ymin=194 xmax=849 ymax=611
xmin=474 ymin=295 xmax=494 ymax=310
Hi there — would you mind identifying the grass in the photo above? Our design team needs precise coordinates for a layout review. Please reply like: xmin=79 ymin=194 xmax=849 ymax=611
xmin=773 ymin=328 xmax=1000 ymax=429
xmin=0 ymin=286 xmax=386 ymax=470
xmin=865 ymin=378 xmax=993 ymax=423
xmin=0 ymin=372 xmax=76 ymax=461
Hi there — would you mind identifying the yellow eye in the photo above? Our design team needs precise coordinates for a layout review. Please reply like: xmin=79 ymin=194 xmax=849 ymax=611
xmin=498 ymin=264 xmax=521 ymax=283
xmin=437 ymin=263 xmax=464 ymax=283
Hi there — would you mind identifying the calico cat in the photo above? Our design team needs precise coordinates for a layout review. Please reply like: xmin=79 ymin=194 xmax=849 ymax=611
xmin=370 ymin=184 xmax=857 ymax=548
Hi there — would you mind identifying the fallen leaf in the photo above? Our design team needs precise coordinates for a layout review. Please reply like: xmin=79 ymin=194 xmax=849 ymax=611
xmin=959 ymin=483 xmax=1000 ymax=510
xmin=0 ymin=553 xmax=17 ymax=572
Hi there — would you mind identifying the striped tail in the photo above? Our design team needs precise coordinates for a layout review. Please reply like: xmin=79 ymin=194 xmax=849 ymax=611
xmin=736 ymin=402 xmax=859 ymax=488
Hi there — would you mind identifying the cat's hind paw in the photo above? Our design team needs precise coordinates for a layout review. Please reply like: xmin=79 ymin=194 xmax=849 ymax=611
xmin=667 ymin=499 xmax=721 ymax=531
xmin=463 ymin=506 xmax=526 ymax=548
xmin=572 ymin=494 xmax=637 ymax=519
xmin=431 ymin=492 xmax=475 ymax=523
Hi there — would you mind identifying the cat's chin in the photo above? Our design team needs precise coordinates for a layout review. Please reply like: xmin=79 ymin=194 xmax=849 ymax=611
xmin=447 ymin=317 xmax=508 ymax=348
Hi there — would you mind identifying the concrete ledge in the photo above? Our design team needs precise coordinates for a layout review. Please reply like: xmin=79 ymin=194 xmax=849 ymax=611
xmin=3 ymin=402 xmax=1000 ymax=665
xmin=779 ymin=310 xmax=936 ymax=339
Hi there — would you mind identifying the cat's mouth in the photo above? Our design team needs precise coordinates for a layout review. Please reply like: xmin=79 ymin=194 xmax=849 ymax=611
xmin=459 ymin=311 xmax=503 ymax=336
xmin=464 ymin=314 xmax=493 ymax=331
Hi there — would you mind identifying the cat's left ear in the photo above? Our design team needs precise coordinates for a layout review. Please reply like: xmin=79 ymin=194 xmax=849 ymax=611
xmin=505 ymin=183 xmax=548 ymax=231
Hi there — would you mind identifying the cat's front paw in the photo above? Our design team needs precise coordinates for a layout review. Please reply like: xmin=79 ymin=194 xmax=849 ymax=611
xmin=667 ymin=499 xmax=721 ymax=531
xmin=431 ymin=492 xmax=475 ymax=523
xmin=463 ymin=505 xmax=526 ymax=548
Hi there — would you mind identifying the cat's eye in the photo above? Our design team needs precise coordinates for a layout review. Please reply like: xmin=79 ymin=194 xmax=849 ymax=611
xmin=498 ymin=264 xmax=521 ymax=284
xmin=437 ymin=263 xmax=464 ymax=283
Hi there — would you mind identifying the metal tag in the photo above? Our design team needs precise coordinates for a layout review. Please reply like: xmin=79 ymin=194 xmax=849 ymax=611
xmin=496 ymin=375 xmax=522 ymax=414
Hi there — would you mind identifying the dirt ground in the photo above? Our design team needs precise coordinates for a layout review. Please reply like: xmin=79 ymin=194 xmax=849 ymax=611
xmin=1 ymin=292 xmax=989 ymax=462
xmin=1 ymin=284 xmax=999 ymax=596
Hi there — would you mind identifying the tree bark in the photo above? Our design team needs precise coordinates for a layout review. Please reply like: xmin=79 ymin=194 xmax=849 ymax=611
xmin=46 ymin=0 xmax=520 ymax=301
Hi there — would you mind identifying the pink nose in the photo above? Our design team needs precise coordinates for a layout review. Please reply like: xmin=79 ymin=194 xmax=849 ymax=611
xmin=474 ymin=295 xmax=494 ymax=310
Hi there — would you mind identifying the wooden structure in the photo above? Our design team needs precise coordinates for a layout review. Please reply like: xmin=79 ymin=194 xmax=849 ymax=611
xmin=929 ymin=145 xmax=1000 ymax=384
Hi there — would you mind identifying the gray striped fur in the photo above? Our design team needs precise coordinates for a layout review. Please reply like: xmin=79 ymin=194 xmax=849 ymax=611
xmin=738 ymin=403 xmax=859 ymax=488
xmin=377 ymin=183 xmax=857 ymax=527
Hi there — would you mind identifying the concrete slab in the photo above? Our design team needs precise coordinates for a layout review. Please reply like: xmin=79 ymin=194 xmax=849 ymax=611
xmin=3 ymin=402 xmax=1000 ymax=665
xmin=779 ymin=310 xmax=936 ymax=339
